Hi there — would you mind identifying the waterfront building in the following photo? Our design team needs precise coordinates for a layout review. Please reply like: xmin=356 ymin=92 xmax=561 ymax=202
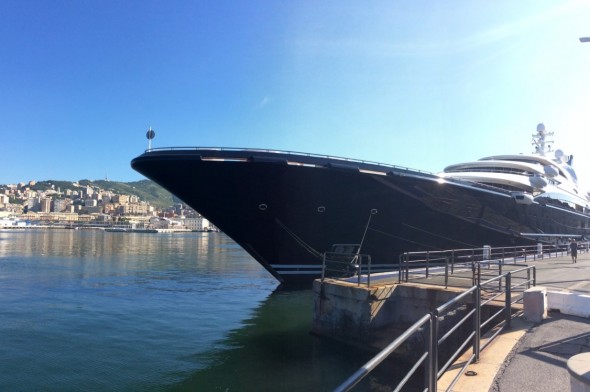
xmin=117 ymin=202 xmax=152 ymax=216
xmin=94 ymin=214 xmax=112 ymax=223
xmin=85 ymin=206 xmax=102 ymax=214
xmin=0 ymin=179 xmax=211 ymax=230
xmin=183 ymin=216 xmax=210 ymax=231
xmin=127 ymin=215 xmax=152 ymax=228
xmin=19 ymin=212 xmax=80 ymax=223
xmin=40 ymin=199 xmax=51 ymax=213
xmin=52 ymin=198 xmax=70 ymax=213
xmin=112 ymin=195 xmax=129 ymax=204
xmin=78 ymin=214 xmax=92 ymax=223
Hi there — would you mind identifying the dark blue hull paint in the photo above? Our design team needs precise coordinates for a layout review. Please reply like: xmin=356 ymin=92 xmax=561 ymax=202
xmin=131 ymin=149 xmax=590 ymax=284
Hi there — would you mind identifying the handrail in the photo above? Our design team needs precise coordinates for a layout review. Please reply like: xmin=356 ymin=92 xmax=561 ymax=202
xmin=333 ymin=265 xmax=536 ymax=392
xmin=401 ymin=242 xmax=587 ymax=260
xmin=321 ymin=252 xmax=372 ymax=287
xmin=142 ymin=146 xmax=436 ymax=176
xmin=398 ymin=242 xmax=587 ymax=288
xmin=333 ymin=313 xmax=431 ymax=392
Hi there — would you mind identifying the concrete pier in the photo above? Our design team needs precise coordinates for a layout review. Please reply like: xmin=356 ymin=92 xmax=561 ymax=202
xmin=312 ymin=279 xmax=464 ymax=352
xmin=321 ymin=250 xmax=590 ymax=391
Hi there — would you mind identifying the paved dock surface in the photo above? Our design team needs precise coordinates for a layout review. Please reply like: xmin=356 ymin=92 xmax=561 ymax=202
xmin=490 ymin=312 xmax=590 ymax=392
xmin=439 ymin=251 xmax=590 ymax=392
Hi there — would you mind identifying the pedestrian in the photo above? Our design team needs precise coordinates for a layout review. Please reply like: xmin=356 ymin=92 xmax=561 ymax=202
xmin=570 ymin=239 xmax=578 ymax=263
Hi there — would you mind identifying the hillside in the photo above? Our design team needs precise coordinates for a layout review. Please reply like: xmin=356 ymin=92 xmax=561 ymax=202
xmin=80 ymin=179 xmax=179 ymax=208
xmin=10 ymin=179 xmax=179 ymax=209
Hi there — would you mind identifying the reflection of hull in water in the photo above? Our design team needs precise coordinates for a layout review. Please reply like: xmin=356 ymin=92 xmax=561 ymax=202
xmin=174 ymin=289 xmax=414 ymax=391
xmin=131 ymin=147 xmax=590 ymax=285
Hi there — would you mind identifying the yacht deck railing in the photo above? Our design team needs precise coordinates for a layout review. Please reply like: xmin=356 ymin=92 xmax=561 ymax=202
xmin=143 ymin=146 xmax=435 ymax=175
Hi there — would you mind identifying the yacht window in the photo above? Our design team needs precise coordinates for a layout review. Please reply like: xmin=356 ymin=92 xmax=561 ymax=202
xmin=446 ymin=166 xmax=535 ymax=176
xmin=564 ymin=166 xmax=578 ymax=184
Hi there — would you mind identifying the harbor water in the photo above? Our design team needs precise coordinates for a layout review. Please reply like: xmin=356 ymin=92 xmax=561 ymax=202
xmin=0 ymin=229 xmax=412 ymax=391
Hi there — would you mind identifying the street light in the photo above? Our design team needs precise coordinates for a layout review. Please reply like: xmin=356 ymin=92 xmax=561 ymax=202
xmin=580 ymin=37 xmax=590 ymax=43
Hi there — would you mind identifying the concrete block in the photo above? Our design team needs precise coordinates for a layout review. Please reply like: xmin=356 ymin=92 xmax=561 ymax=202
xmin=523 ymin=286 xmax=547 ymax=323
xmin=547 ymin=291 xmax=590 ymax=318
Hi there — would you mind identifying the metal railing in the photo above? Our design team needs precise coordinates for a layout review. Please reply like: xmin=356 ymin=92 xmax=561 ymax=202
xmin=398 ymin=242 xmax=588 ymax=288
xmin=334 ymin=264 xmax=536 ymax=392
xmin=321 ymin=251 xmax=372 ymax=287
xmin=143 ymin=146 xmax=436 ymax=176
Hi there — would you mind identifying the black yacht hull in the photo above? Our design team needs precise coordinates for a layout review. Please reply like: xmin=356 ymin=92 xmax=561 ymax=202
xmin=131 ymin=148 xmax=590 ymax=285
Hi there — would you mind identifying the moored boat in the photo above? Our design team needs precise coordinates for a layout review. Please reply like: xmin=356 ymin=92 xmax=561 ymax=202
xmin=131 ymin=124 xmax=590 ymax=285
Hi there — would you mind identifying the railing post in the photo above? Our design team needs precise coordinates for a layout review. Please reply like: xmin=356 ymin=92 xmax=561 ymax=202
xmin=405 ymin=254 xmax=409 ymax=282
xmin=397 ymin=254 xmax=404 ymax=283
xmin=444 ymin=257 xmax=449 ymax=289
xmin=533 ymin=266 xmax=536 ymax=286
xmin=321 ymin=253 xmax=326 ymax=281
xmin=429 ymin=312 xmax=439 ymax=392
xmin=498 ymin=263 xmax=502 ymax=292
xmin=405 ymin=253 xmax=409 ymax=282
xmin=355 ymin=255 xmax=361 ymax=287
xmin=527 ymin=268 xmax=531 ymax=290
xmin=505 ymin=273 xmax=512 ymax=329
xmin=367 ymin=255 xmax=371 ymax=288
xmin=426 ymin=251 xmax=430 ymax=278
xmin=474 ymin=286 xmax=481 ymax=362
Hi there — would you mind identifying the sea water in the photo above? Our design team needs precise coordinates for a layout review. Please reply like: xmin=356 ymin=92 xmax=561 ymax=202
xmin=0 ymin=230 xmax=409 ymax=391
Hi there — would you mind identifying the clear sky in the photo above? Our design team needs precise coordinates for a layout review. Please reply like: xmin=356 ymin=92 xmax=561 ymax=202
xmin=2 ymin=1 xmax=590 ymax=186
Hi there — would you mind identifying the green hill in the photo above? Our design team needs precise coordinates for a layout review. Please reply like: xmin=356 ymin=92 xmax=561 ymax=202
xmin=14 ymin=179 xmax=178 ymax=209
xmin=82 ymin=179 xmax=179 ymax=208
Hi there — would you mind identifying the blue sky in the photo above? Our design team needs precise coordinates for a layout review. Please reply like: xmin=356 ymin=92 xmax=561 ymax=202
xmin=2 ymin=1 xmax=590 ymax=185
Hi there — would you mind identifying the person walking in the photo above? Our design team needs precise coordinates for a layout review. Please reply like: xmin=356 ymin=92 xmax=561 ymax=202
xmin=570 ymin=239 xmax=578 ymax=263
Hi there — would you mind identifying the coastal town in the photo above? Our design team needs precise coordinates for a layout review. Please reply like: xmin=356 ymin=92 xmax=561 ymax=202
xmin=0 ymin=180 xmax=214 ymax=232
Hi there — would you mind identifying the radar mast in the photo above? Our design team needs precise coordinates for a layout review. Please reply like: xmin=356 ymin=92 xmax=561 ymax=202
xmin=532 ymin=123 xmax=554 ymax=156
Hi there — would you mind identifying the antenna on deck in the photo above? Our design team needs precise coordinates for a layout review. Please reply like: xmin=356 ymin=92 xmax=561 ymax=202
xmin=146 ymin=127 xmax=156 ymax=150
xmin=532 ymin=123 xmax=554 ymax=156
